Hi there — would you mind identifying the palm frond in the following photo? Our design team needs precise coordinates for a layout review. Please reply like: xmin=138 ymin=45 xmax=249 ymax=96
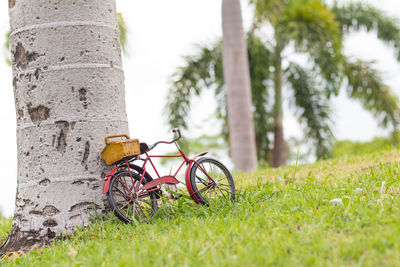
xmin=165 ymin=42 xmax=223 ymax=130
xmin=343 ymin=59 xmax=400 ymax=128
xmin=250 ymin=0 xmax=285 ymax=26
xmin=5 ymin=31 xmax=10 ymax=50
xmin=165 ymin=36 xmax=274 ymax=163
xmin=5 ymin=31 xmax=11 ymax=66
xmin=287 ymin=62 xmax=333 ymax=159
xmin=277 ymin=0 xmax=342 ymax=95
xmin=332 ymin=3 xmax=400 ymax=61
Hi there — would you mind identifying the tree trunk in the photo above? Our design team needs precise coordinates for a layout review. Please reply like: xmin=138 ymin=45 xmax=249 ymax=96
xmin=272 ymin=41 xmax=286 ymax=168
xmin=222 ymin=0 xmax=258 ymax=171
xmin=2 ymin=0 xmax=128 ymax=253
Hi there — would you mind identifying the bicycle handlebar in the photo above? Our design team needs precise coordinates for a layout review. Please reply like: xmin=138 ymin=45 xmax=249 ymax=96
xmin=172 ymin=128 xmax=181 ymax=141
xmin=147 ymin=128 xmax=182 ymax=151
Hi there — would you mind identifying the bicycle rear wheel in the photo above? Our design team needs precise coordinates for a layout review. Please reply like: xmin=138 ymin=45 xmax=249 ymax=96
xmin=189 ymin=157 xmax=235 ymax=205
xmin=107 ymin=171 xmax=158 ymax=223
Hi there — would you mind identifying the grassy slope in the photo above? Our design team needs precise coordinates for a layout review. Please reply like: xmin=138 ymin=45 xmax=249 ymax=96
xmin=2 ymin=149 xmax=400 ymax=266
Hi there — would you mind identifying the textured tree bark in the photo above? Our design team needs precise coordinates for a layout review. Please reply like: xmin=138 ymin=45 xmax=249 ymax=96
xmin=222 ymin=0 xmax=258 ymax=171
xmin=2 ymin=0 xmax=128 ymax=253
xmin=272 ymin=41 xmax=286 ymax=168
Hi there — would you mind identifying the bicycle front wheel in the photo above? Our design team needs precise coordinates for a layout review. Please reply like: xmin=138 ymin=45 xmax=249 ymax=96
xmin=189 ymin=157 xmax=235 ymax=205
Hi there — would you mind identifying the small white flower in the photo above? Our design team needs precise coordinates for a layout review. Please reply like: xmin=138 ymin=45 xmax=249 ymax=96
xmin=68 ymin=248 xmax=77 ymax=258
xmin=330 ymin=198 xmax=344 ymax=207
xmin=353 ymin=188 xmax=363 ymax=193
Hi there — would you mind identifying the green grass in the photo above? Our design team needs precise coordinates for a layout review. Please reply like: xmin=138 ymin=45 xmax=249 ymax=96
xmin=0 ymin=216 xmax=12 ymax=244
xmin=2 ymin=149 xmax=400 ymax=266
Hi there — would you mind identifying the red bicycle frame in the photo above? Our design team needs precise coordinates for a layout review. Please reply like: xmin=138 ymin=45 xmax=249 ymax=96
xmin=102 ymin=129 xmax=216 ymax=203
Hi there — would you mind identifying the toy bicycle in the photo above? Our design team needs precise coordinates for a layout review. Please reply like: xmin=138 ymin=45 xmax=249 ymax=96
xmin=101 ymin=128 xmax=235 ymax=223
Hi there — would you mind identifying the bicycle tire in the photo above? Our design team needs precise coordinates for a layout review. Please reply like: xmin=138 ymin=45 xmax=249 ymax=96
xmin=189 ymin=157 xmax=235 ymax=205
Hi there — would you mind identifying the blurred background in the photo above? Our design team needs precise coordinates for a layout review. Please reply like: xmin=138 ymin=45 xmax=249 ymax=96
xmin=1 ymin=0 xmax=400 ymax=216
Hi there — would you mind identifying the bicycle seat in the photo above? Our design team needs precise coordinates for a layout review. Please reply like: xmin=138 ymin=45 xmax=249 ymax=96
xmin=140 ymin=142 xmax=150 ymax=154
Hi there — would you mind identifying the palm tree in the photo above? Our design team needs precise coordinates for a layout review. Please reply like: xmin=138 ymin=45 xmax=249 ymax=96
xmin=166 ymin=36 xmax=273 ymax=164
xmin=5 ymin=13 xmax=128 ymax=65
xmin=166 ymin=0 xmax=400 ymax=167
xmin=221 ymin=0 xmax=258 ymax=171
xmin=2 ymin=0 xmax=128 ymax=253
xmin=254 ymin=0 xmax=400 ymax=166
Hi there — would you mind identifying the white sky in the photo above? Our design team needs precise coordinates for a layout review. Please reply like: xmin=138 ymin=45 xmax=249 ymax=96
xmin=0 ymin=0 xmax=399 ymax=216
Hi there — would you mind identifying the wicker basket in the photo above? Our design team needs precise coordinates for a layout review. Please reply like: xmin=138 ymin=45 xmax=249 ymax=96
xmin=101 ymin=134 xmax=140 ymax=165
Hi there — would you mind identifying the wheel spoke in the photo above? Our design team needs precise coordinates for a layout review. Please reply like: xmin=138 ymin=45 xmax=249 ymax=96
xmin=217 ymin=187 xmax=228 ymax=199
xmin=217 ymin=184 xmax=229 ymax=197
xmin=118 ymin=200 xmax=130 ymax=210
xmin=137 ymin=198 xmax=153 ymax=206
xmin=130 ymin=201 xmax=135 ymax=219
xmin=201 ymin=163 xmax=207 ymax=174
xmin=114 ymin=201 xmax=128 ymax=208
xmin=190 ymin=159 xmax=234 ymax=204
xmin=197 ymin=184 xmax=213 ymax=195
xmin=217 ymin=176 xmax=228 ymax=183
xmin=114 ymin=186 xmax=129 ymax=199
xmin=196 ymin=175 xmax=208 ymax=185
xmin=201 ymin=163 xmax=213 ymax=181
xmin=116 ymin=177 xmax=133 ymax=196
xmin=209 ymin=163 xmax=213 ymax=176
xmin=136 ymin=203 xmax=147 ymax=219
xmin=109 ymin=171 xmax=157 ymax=223
xmin=121 ymin=176 xmax=132 ymax=194
xmin=123 ymin=202 xmax=131 ymax=218
xmin=132 ymin=204 xmax=137 ymax=218
xmin=218 ymin=187 xmax=231 ymax=193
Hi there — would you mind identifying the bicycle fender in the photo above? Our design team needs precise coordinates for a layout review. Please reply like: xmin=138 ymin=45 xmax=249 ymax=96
xmin=141 ymin=176 xmax=179 ymax=191
xmin=185 ymin=152 xmax=208 ymax=203
xmin=102 ymin=166 xmax=120 ymax=194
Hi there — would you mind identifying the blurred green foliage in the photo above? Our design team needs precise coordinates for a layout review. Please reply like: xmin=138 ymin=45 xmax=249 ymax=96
xmin=5 ymin=31 xmax=11 ymax=66
xmin=166 ymin=0 xmax=400 ymax=166
xmin=331 ymin=133 xmax=399 ymax=158
xmin=117 ymin=12 xmax=127 ymax=53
